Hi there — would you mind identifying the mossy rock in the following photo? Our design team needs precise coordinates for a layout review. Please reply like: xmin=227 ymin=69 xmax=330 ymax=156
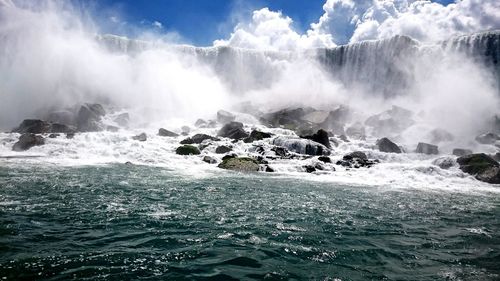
xmin=176 ymin=145 xmax=200 ymax=155
xmin=218 ymin=157 xmax=259 ymax=172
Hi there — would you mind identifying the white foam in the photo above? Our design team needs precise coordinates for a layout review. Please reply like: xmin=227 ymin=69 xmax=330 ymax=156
xmin=1 ymin=121 xmax=499 ymax=194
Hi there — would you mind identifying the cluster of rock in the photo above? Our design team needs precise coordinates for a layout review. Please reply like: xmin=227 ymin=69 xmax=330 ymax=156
xmin=7 ymin=103 xmax=500 ymax=184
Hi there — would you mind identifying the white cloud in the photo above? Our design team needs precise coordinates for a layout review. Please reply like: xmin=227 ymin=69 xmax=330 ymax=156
xmin=215 ymin=0 xmax=500 ymax=50
xmin=152 ymin=20 xmax=163 ymax=29
xmin=213 ymin=7 xmax=335 ymax=51
xmin=313 ymin=0 xmax=500 ymax=44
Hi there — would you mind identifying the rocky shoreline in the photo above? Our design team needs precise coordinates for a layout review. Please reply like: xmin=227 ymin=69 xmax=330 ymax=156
xmin=5 ymin=102 xmax=500 ymax=185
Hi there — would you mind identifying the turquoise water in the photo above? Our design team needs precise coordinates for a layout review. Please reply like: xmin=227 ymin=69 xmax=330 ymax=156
xmin=0 ymin=165 xmax=499 ymax=280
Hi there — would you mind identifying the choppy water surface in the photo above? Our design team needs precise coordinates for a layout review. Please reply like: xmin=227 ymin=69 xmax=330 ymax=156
xmin=0 ymin=165 xmax=499 ymax=280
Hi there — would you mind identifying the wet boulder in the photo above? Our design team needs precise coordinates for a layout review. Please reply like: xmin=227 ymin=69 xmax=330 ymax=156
xmin=215 ymin=145 xmax=232 ymax=154
xmin=452 ymin=148 xmax=473 ymax=157
xmin=218 ymin=122 xmax=249 ymax=140
xmin=176 ymin=145 xmax=201 ymax=155
xmin=300 ymin=129 xmax=331 ymax=149
xmin=318 ymin=156 xmax=332 ymax=163
xmin=12 ymin=133 xmax=45 ymax=151
xmin=416 ymin=142 xmax=439 ymax=155
xmin=202 ymin=155 xmax=217 ymax=164
xmin=303 ymin=165 xmax=317 ymax=173
xmin=132 ymin=133 xmax=147 ymax=141
xmin=376 ymin=138 xmax=402 ymax=153
xmin=13 ymin=119 xmax=74 ymax=134
xmin=272 ymin=146 xmax=289 ymax=158
xmin=180 ymin=134 xmax=219 ymax=144
xmin=337 ymin=151 xmax=377 ymax=168
xmin=273 ymin=137 xmax=330 ymax=156
xmin=218 ymin=157 xmax=259 ymax=172
xmin=260 ymin=107 xmax=306 ymax=129
xmin=158 ymin=128 xmax=179 ymax=137
xmin=243 ymin=130 xmax=272 ymax=143
xmin=432 ymin=156 xmax=456 ymax=169
xmin=457 ymin=153 xmax=500 ymax=184
xmin=217 ymin=110 xmax=236 ymax=124
xmin=475 ymin=133 xmax=499 ymax=145
xmin=13 ymin=119 xmax=51 ymax=134
xmin=76 ymin=103 xmax=106 ymax=132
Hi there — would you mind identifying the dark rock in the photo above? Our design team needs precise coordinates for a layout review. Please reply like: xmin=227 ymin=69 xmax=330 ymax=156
xmin=76 ymin=103 xmax=105 ymax=132
xmin=132 ymin=133 xmax=147 ymax=141
xmin=428 ymin=128 xmax=454 ymax=143
xmin=318 ymin=156 xmax=332 ymax=163
xmin=48 ymin=133 xmax=59 ymax=138
xmin=194 ymin=119 xmax=207 ymax=128
xmin=218 ymin=157 xmax=259 ymax=172
xmin=176 ymin=145 xmax=201 ymax=155
xmin=452 ymin=148 xmax=473 ymax=157
xmin=13 ymin=119 xmax=51 ymax=134
xmin=457 ymin=153 xmax=500 ymax=184
xmin=254 ymin=156 xmax=269 ymax=164
xmin=303 ymin=165 xmax=316 ymax=173
xmin=158 ymin=128 xmax=179 ymax=137
xmin=202 ymin=156 xmax=217 ymax=164
xmin=260 ymin=107 xmax=306 ymax=129
xmin=344 ymin=151 xmax=368 ymax=160
xmin=12 ymin=133 xmax=45 ymax=151
xmin=416 ymin=142 xmax=439 ymax=155
xmin=264 ymin=165 xmax=275 ymax=172
xmin=432 ymin=157 xmax=456 ymax=169
xmin=300 ymin=129 xmax=331 ymax=149
xmin=475 ymin=133 xmax=499 ymax=144
xmin=222 ymin=154 xmax=237 ymax=161
xmin=180 ymin=134 xmax=218 ymax=144
xmin=339 ymin=151 xmax=376 ymax=168
xmin=244 ymin=130 xmax=272 ymax=143
xmin=272 ymin=146 xmax=289 ymax=158
xmin=114 ymin=113 xmax=130 ymax=127
xmin=218 ymin=122 xmax=249 ymax=140
xmin=13 ymin=119 xmax=74 ymax=134
xmin=376 ymin=138 xmax=402 ymax=153
xmin=66 ymin=132 xmax=75 ymax=139
xmin=215 ymin=145 xmax=232 ymax=154
xmin=217 ymin=110 xmax=236 ymax=124
xmin=273 ymin=137 xmax=330 ymax=156
xmin=125 ymin=161 xmax=133 ymax=166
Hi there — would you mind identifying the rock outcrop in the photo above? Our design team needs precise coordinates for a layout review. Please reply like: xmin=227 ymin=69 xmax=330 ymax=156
xmin=217 ymin=122 xmax=249 ymax=140
xmin=12 ymin=133 xmax=45 ymax=151
xmin=273 ymin=137 xmax=330 ymax=156
xmin=376 ymin=138 xmax=402 ymax=153
xmin=176 ymin=145 xmax=201 ymax=155
xmin=218 ymin=157 xmax=259 ymax=172
xmin=457 ymin=153 xmax=500 ymax=184
xmin=416 ymin=142 xmax=438 ymax=155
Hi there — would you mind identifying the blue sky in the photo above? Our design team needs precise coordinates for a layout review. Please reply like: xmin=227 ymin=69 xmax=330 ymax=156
xmin=90 ymin=0 xmax=456 ymax=46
